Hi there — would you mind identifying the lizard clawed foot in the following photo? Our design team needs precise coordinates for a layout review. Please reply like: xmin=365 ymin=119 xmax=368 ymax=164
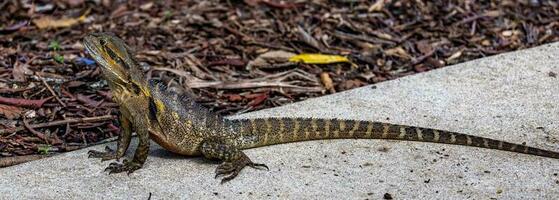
xmin=214 ymin=152 xmax=268 ymax=184
xmin=88 ymin=146 xmax=119 ymax=161
xmin=104 ymin=159 xmax=142 ymax=174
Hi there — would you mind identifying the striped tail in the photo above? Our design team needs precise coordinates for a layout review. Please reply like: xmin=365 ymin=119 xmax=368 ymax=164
xmin=233 ymin=118 xmax=559 ymax=159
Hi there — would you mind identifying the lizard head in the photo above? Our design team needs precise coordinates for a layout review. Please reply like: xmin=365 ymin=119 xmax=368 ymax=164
xmin=83 ymin=32 xmax=149 ymax=96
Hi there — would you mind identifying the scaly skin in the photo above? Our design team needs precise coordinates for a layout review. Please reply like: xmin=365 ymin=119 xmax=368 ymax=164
xmin=84 ymin=32 xmax=559 ymax=183
xmin=83 ymin=33 xmax=154 ymax=174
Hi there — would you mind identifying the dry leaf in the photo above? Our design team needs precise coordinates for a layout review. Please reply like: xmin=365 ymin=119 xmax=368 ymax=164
xmin=384 ymin=47 xmax=411 ymax=59
xmin=0 ymin=104 xmax=23 ymax=120
xmin=372 ymin=31 xmax=393 ymax=40
xmin=0 ymin=21 xmax=28 ymax=33
xmin=416 ymin=40 xmax=433 ymax=55
xmin=289 ymin=53 xmax=350 ymax=64
xmin=64 ymin=0 xmax=85 ymax=7
xmin=247 ymin=93 xmax=268 ymax=107
xmin=338 ymin=79 xmax=366 ymax=91
xmin=13 ymin=61 xmax=33 ymax=82
xmin=110 ymin=5 xmax=128 ymax=19
xmin=289 ymin=53 xmax=358 ymax=68
xmin=502 ymin=30 xmax=513 ymax=37
xmin=246 ymin=50 xmax=296 ymax=70
xmin=0 ymin=96 xmax=53 ymax=108
xmin=320 ymin=72 xmax=335 ymax=93
xmin=225 ymin=94 xmax=243 ymax=102
xmin=33 ymin=11 xmax=87 ymax=29
xmin=446 ymin=50 xmax=463 ymax=63
xmin=369 ymin=0 xmax=390 ymax=12
xmin=484 ymin=10 xmax=502 ymax=17
xmin=140 ymin=2 xmax=154 ymax=10
xmin=296 ymin=26 xmax=321 ymax=50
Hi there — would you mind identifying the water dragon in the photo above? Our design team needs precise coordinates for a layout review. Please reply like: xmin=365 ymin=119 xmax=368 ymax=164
xmin=83 ymin=32 xmax=559 ymax=183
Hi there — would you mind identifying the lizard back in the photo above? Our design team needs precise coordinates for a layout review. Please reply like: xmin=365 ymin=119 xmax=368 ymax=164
xmin=147 ymin=80 xmax=236 ymax=155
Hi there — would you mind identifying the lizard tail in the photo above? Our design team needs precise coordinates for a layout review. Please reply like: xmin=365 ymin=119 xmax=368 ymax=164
xmin=235 ymin=118 xmax=559 ymax=159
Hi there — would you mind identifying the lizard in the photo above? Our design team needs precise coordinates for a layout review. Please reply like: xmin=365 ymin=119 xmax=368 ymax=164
xmin=83 ymin=32 xmax=559 ymax=183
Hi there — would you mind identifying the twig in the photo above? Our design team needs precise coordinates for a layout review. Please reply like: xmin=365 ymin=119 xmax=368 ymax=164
xmin=454 ymin=10 xmax=501 ymax=26
xmin=246 ymin=41 xmax=295 ymax=52
xmin=0 ymin=155 xmax=49 ymax=168
xmin=296 ymin=25 xmax=322 ymax=50
xmin=38 ymin=75 xmax=66 ymax=107
xmin=153 ymin=67 xmax=322 ymax=91
xmin=187 ymin=79 xmax=316 ymax=90
xmin=22 ymin=118 xmax=48 ymax=143
xmin=223 ymin=24 xmax=251 ymax=40
xmin=0 ymin=96 xmax=52 ymax=108
xmin=411 ymin=49 xmax=437 ymax=65
xmin=333 ymin=30 xmax=396 ymax=45
xmin=0 ymin=115 xmax=114 ymax=135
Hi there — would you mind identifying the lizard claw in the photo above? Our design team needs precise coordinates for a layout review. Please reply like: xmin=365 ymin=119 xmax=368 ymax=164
xmin=88 ymin=146 xmax=119 ymax=161
xmin=215 ymin=152 xmax=268 ymax=184
xmin=249 ymin=162 xmax=269 ymax=171
xmin=215 ymin=163 xmax=235 ymax=179
xmin=104 ymin=159 xmax=142 ymax=174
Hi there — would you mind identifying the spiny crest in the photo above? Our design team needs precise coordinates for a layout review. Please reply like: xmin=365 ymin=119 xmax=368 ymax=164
xmin=148 ymin=80 xmax=225 ymax=123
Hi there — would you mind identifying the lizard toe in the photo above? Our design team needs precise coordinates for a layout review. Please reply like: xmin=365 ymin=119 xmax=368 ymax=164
xmin=105 ymin=162 xmax=126 ymax=174
xmin=217 ymin=152 xmax=268 ymax=183
xmin=215 ymin=162 xmax=235 ymax=178
xmin=124 ymin=160 xmax=142 ymax=175
xmin=248 ymin=162 xmax=269 ymax=170
xmin=220 ymin=170 xmax=241 ymax=184
xmin=103 ymin=159 xmax=143 ymax=175
xmin=88 ymin=146 xmax=118 ymax=161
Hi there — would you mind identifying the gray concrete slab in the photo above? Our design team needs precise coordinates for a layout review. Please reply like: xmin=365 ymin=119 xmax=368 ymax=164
xmin=1 ymin=43 xmax=559 ymax=199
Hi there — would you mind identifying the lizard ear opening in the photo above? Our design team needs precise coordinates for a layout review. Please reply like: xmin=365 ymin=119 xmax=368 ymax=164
xmin=130 ymin=81 xmax=141 ymax=94
xmin=148 ymin=97 xmax=158 ymax=121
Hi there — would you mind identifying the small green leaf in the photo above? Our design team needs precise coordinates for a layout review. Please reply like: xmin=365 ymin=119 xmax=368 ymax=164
xmin=163 ymin=10 xmax=173 ymax=20
xmin=38 ymin=145 xmax=51 ymax=155
xmin=48 ymin=40 xmax=61 ymax=51
xmin=53 ymin=54 xmax=64 ymax=63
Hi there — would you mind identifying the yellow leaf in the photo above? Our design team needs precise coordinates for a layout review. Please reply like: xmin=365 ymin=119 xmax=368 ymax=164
xmin=33 ymin=10 xmax=89 ymax=29
xmin=289 ymin=53 xmax=350 ymax=64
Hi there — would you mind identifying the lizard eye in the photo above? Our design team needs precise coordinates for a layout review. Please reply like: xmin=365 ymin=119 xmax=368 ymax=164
xmin=105 ymin=47 xmax=120 ymax=62
xmin=99 ymin=38 xmax=108 ymax=46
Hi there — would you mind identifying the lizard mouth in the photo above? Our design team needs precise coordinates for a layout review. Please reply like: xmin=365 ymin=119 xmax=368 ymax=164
xmin=83 ymin=33 xmax=130 ymax=86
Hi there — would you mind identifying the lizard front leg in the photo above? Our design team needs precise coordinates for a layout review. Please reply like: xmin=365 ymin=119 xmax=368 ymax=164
xmin=200 ymin=140 xmax=268 ymax=183
xmin=88 ymin=115 xmax=132 ymax=161
xmin=104 ymin=122 xmax=150 ymax=174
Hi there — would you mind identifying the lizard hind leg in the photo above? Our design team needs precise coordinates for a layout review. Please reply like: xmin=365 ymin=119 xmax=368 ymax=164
xmin=201 ymin=141 xmax=268 ymax=183
xmin=215 ymin=152 xmax=269 ymax=183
